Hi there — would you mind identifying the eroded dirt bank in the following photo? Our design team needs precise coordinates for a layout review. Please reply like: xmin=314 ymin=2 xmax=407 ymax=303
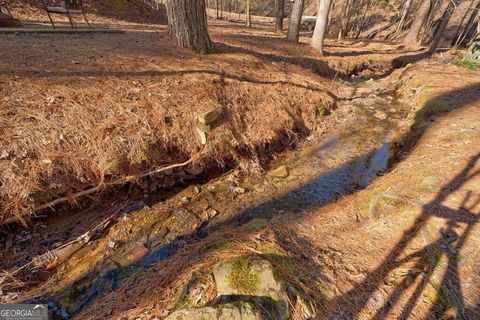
xmin=71 ymin=63 xmax=479 ymax=320
xmin=0 ymin=17 xmax=437 ymax=225
xmin=1 ymin=18 xmax=479 ymax=320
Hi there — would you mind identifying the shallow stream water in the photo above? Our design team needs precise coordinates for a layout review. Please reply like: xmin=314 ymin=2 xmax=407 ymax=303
xmin=23 ymin=83 xmax=410 ymax=319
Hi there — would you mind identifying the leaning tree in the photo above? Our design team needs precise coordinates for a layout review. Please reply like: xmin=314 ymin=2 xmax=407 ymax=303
xmin=166 ymin=0 xmax=213 ymax=53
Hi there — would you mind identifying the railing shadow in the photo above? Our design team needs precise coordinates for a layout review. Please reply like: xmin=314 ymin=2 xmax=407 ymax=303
xmin=315 ymin=153 xmax=480 ymax=319
xmin=12 ymin=72 xmax=480 ymax=319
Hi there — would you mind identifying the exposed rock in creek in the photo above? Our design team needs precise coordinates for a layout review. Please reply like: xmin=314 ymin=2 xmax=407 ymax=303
xmin=166 ymin=302 xmax=263 ymax=320
xmin=195 ymin=109 xmax=224 ymax=145
xmin=213 ymin=258 xmax=289 ymax=320
xmin=195 ymin=127 xmax=207 ymax=145
xmin=214 ymin=258 xmax=283 ymax=299
xmin=374 ymin=110 xmax=388 ymax=120
xmin=267 ymin=165 xmax=289 ymax=179
xmin=186 ymin=165 xmax=204 ymax=176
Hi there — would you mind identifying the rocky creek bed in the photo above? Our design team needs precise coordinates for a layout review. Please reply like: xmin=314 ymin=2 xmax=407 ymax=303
xmin=0 ymin=60 xmax=429 ymax=320
xmin=1 ymin=20 xmax=478 ymax=317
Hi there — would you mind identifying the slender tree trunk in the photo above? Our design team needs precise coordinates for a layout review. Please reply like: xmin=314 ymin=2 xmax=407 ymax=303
xmin=311 ymin=0 xmax=332 ymax=55
xmin=404 ymin=0 xmax=431 ymax=44
xmin=395 ymin=0 xmax=412 ymax=36
xmin=347 ymin=0 xmax=365 ymax=37
xmin=338 ymin=0 xmax=350 ymax=40
xmin=287 ymin=0 xmax=305 ymax=42
xmin=246 ymin=0 xmax=251 ymax=27
xmin=275 ymin=0 xmax=285 ymax=33
xmin=355 ymin=0 xmax=372 ymax=38
xmin=452 ymin=0 xmax=475 ymax=44
xmin=166 ymin=0 xmax=213 ymax=53
xmin=422 ymin=0 xmax=442 ymax=41
xmin=454 ymin=0 xmax=480 ymax=47
xmin=215 ymin=0 xmax=219 ymax=18
xmin=429 ymin=0 xmax=460 ymax=54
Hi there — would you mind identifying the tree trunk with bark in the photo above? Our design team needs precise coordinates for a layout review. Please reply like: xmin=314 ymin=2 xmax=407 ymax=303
xmin=453 ymin=0 xmax=480 ymax=46
xmin=395 ymin=0 xmax=412 ymax=36
xmin=355 ymin=0 xmax=372 ymax=38
xmin=429 ymin=0 xmax=460 ymax=54
xmin=338 ymin=0 xmax=351 ymax=40
xmin=287 ymin=0 xmax=305 ymax=42
xmin=246 ymin=0 xmax=252 ymax=27
xmin=404 ymin=0 xmax=431 ymax=44
xmin=275 ymin=0 xmax=285 ymax=33
xmin=311 ymin=0 xmax=332 ymax=55
xmin=166 ymin=0 xmax=213 ymax=53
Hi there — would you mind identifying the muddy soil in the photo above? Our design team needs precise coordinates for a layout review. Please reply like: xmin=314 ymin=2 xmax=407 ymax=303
xmin=1 ymin=17 xmax=479 ymax=320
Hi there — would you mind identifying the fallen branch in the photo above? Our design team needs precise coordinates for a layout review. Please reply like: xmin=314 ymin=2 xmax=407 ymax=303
xmin=4 ymin=210 xmax=119 ymax=281
xmin=0 ymin=158 xmax=195 ymax=227
xmin=34 ymin=158 xmax=193 ymax=211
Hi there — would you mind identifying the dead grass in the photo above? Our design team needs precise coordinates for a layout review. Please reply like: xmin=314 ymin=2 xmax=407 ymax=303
xmin=8 ymin=0 xmax=165 ymax=25
xmin=0 ymin=19 xmax=342 ymax=224
xmin=269 ymin=63 xmax=480 ymax=319
xmin=78 ymin=222 xmax=326 ymax=319
xmin=0 ymin=16 xmax=432 ymax=224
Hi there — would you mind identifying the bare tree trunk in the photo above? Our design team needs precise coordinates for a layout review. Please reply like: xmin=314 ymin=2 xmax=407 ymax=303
xmin=311 ymin=0 xmax=332 ymax=55
xmin=246 ymin=0 xmax=251 ymax=27
xmin=422 ymin=0 xmax=442 ymax=41
xmin=452 ymin=0 xmax=475 ymax=45
xmin=287 ymin=0 xmax=305 ymax=42
xmin=454 ymin=0 xmax=480 ymax=47
xmin=215 ymin=0 xmax=219 ymax=18
xmin=395 ymin=0 xmax=412 ymax=36
xmin=166 ymin=0 xmax=213 ymax=53
xmin=429 ymin=0 xmax=459 ymax=54
xmin=275 ymin=0 xmax=285 ymax=33
xmin=338 ymin=0 xmax=351 ymax=40
xmin=347 ymin=0 xmax=365 ymax=37
xmin=355 ymin=0 xmax=372 ymax=38
xmin=404 ymin=0 xmax=431 ymax=44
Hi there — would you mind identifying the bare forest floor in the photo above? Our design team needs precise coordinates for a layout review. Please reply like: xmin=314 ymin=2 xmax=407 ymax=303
xmin=0 ymin=16 xmax=432 ymax=224
xmin=1 ymin=12 xmax=479 ymax=320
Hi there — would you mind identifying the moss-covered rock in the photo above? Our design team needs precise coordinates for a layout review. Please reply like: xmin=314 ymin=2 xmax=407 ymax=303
xmin=213 ymin=257 xmax=289 ymax=319
xmin=165 ymin=302 xmax=263 ymax=320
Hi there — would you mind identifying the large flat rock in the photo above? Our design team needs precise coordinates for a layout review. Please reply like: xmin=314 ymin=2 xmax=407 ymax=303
xmin=166 ymin=303 xmax=263 ymax=320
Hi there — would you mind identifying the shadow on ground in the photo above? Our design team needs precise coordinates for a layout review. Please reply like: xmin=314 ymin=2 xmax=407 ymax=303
xmin=22 ymin=77 xmax=479 ymax=319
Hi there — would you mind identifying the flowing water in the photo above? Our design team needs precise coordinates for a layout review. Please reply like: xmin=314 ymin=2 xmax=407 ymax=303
xmin=22 ymin=86 xmax=411 ymax=319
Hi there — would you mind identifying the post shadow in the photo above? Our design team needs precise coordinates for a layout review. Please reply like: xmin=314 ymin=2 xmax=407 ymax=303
xmin=11 ymin=67 xmax=480 ymax=319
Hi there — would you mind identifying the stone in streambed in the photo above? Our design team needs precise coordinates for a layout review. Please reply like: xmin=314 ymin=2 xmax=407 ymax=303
xmin=165 ymin=303 xmax=262 ymax=320
xmin=186 ymin=165 xmax=204 ymax=176
xmin=267 ymin=165 xmax=289 ymax=178
xmin=212 ymin=258 xmax=289 ymax=319
xmin=374 ymin=110 xmax=388 ymax=120
xmin=195 ymin=127 xmax=207 ymax=145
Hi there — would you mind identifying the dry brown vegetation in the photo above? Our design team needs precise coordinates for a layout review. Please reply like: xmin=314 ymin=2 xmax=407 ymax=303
xmin=2 ymin=4 xmax=479 ymax=318
xmin=74 ymin=62 xmax=480 ymax=320
xmin=7 ymin=0 xmax=165 ymax=25
xmin=0 ymin=7 xmax=434 ymax=225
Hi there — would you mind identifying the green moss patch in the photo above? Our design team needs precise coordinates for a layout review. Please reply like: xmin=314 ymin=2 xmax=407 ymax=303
xmin=227 ymin=257 xmax=260 ymax=295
